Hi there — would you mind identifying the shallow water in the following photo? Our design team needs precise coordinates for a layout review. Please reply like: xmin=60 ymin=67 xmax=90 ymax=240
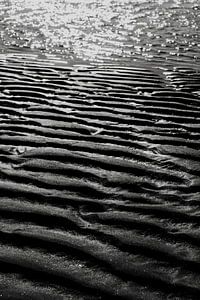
xmin=0 ymin=1 xmax=200 ymax=299
xmin=0 ymin=0 xmax=200 ymax=66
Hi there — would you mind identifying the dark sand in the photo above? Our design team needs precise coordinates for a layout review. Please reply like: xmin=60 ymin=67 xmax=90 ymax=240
xmin=0 ymin=1 xmax=200 ymax=299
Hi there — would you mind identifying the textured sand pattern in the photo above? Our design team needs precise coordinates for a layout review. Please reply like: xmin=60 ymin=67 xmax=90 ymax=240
xmin=0 ymin=53 xmax=199 ymax=299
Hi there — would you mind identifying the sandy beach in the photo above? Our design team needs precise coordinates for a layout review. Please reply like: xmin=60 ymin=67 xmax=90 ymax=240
xmin=0 ymin=0 xmax=200 ymax=299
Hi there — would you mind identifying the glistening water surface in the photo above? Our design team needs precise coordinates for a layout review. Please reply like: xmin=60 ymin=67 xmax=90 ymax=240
xmin=0 ymin=0 xmax=200 ymax=66
xmin=0 ymin=1 xmax=200 ymax=299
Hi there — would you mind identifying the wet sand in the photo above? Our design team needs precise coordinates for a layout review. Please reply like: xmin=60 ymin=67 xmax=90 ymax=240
xmin=0 ymin=1 xmax=200 ymax=299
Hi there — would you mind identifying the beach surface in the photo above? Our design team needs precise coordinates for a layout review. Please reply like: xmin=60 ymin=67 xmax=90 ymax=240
xmin=0 ymin=0 xmax=200 ymax=299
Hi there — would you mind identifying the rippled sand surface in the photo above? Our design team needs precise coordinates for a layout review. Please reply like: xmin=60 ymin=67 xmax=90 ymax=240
xmin=0 ymin=0 xmax=200 ymax=299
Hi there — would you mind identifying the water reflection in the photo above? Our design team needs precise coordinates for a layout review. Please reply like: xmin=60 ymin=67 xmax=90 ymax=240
xmin=0 ymin=0 xmax=199 ymax=65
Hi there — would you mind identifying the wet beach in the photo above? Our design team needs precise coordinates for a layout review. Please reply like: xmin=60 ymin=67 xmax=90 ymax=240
xmin=0 ymin=0 xmax=200 ymax=299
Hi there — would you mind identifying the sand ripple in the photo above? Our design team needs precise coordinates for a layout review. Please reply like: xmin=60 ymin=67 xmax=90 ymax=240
xmin=0 ymin=53 xmax=199 ymax=299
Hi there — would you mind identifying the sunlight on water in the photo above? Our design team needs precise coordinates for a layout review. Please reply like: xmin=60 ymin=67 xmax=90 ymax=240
xmin=0 ymin=0 xmax=199 ymax=64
